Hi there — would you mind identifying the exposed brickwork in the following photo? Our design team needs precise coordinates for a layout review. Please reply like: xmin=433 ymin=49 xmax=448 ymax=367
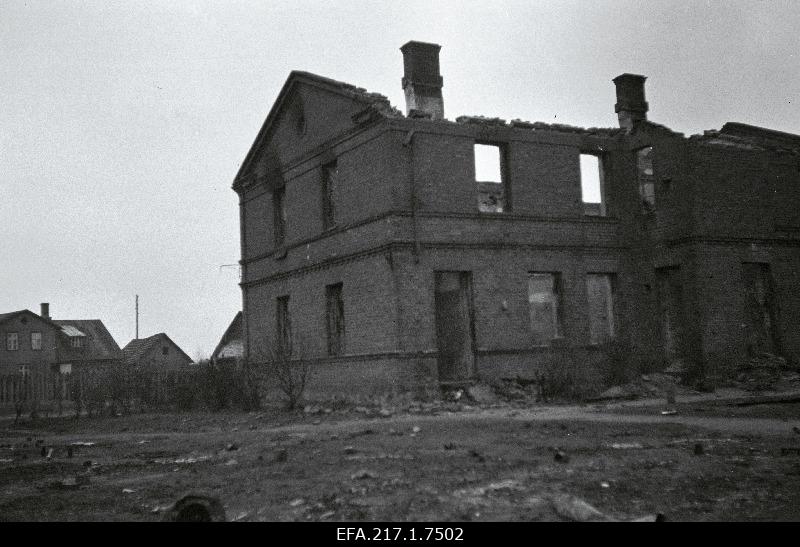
xmin=233 ymin=53 xmax=800 ymax=397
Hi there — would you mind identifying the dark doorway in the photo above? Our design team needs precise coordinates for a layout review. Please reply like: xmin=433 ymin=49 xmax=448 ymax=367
xmin=742 ymin=263 xmax=781 ymax=355
xmin=434 ymin=271 xmax=475 ymax=383
xmin=656 ymin=266 xmax=685 ymax=364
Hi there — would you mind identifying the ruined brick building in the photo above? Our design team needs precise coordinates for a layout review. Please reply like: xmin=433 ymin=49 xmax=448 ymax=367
xmin=232 ymin=41 xmax=800 ymax=397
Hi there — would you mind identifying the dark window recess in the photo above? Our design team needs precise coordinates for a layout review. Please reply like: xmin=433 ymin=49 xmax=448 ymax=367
xmin=636 ymin=146 xmax=655 ymax=212
xmin=162 ymin=346 xmax=169 ymax=356
xmin=742 ymin=262 xmax=781 ymax=356
xmin=528 ymin=272 xmax=565 ymax=345
xmin=272 ymin=186 xmax=286 ymax=248
xmin=276 ymin=295 xmax=292 ymax=358
xmin=321 ymin=161 xmax=337 ymax=229
xmin=475 ymin=143 xmax=507 ymax=213
xmin=580 ymin=154 xmax=607 ymax=216
xmin=325 ymin=283 xmax=345 ymax=356
xmin=656 ymin=266 xmax=685 ymax=363
xmin=586 ymin=273 xmax=616 ymax=344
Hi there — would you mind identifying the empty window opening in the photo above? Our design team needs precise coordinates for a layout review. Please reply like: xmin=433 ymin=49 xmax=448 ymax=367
xmin=70 ymin=336 xmax=85 ymax=348
xmin=475 ymin=144 xmax=506 ymax=213
xmin=528 ymin=272 xmax=565 ymax=345
xmin=636 ymin=146 xmax=655 ymax=212
xmin=6 ymin=333 xmax=18 ymax=351
xmin=325 ymin=283 xmax=345 ymax=356
xmin=321 ymin=161 xmax=337 ymax=230
xmin=276 ymin=295 xmax=292 ymax=358
xmin=586 ymin=273 xmax=616 ymax=344
xmin=162 ymin=346 xmax=169 ymax=356
xmin=272 ymin=186 xmax=286 ymax=248
xmin=580 ymin=154 xmax=607 ymax=216
xmin=31 ymin=332 xmax=42 ymax=351
xmin=742 ymin=262 xmax=781 ymax=355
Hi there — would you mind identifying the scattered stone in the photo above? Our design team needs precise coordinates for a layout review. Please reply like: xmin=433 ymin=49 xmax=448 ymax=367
xmin=550 ymin=494 xmax=663 ymax=522
xmin=467 ymin=384 xmax=498 ymax=404
xmin=224 ymin=459 xmax=238 ymax=466
xmin=226 ymin=443 xmax=239 ymax=452
xmin=661 ymin=410 xmax=678 ymax=416
xmin=343 ymin=446 xmax=358 ymax=455
xmin=411 ymin=426 xmax=421 ymax=434
xmin=349 ymin=429 xmax=376 ymax=438
xmin=600 ymin=482 xmax=610 ymax=489
xmin=444 ymin=442 xmax=457 ymax=450
xmin=232 ymin=511 xmax=249 ymax=521
xmin=319 ymin=511 xmax=335 ymax=520
xmin=610 ymin=442 xmax=643 ymax=450
xmin=51 ymin=474 xmax=91 ymax=490
xmin=554 ymin=450 xmax=569 ymax=463
xmin=122 ymin=488 xmax=136 ymax=494
xmin=351 ymin=469 xmax=378 ymax=480
xmin=162 ymin=494 xmax=226 ymax=522
xmin=289 ymin=498 xmax=305 ymax=507
xmin=378 ymin=409 xmax=393 ymax=417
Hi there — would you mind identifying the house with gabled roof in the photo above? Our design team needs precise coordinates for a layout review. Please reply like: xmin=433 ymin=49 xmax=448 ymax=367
xmin=0 ymin=307 xmax=62 ymax=374
xmin=211 ymin=312 xmax=243 ymax=365
xmin=122 ymin=333 xmax=193 ymax=369
xmin=53 ymin=319 xmax=124 ymax=370
xmin=0 ymin=303 xmax=122 ymax=374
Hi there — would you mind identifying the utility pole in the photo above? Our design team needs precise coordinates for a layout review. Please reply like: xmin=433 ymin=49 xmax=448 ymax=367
xmin=135 ymin=294 xmax=139 ymax=340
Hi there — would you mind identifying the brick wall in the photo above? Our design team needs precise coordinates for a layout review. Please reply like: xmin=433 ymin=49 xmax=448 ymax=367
xmin=236 ymin=101 xmax=800 ymax=395
xmin=0 ymin=313 xmax=59 ymax=371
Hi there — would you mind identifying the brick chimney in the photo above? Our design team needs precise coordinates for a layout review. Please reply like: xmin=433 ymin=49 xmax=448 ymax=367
xmin=613 ymin=73 xmax=648 ymax=132
xmin=400 ymin=40 xmax=444 ymax=119
xmin=40 ymin=302 xmax=50 ymax=319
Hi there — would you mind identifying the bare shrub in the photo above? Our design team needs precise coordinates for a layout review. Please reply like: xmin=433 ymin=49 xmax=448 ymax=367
xmin=266 ymin=338 xmax=312 ymax=411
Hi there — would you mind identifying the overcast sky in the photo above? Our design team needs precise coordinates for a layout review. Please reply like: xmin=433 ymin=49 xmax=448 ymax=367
xmin=2 ymin=0 xmax=798 ymax=359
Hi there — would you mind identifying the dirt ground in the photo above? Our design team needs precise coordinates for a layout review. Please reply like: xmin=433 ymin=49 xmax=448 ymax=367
xmin=1 ymin=395 xmax=800 ymax=522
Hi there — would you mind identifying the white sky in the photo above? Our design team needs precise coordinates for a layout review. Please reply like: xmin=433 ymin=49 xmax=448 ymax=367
xmin=1 ymin=1 xmax=798 ymax=359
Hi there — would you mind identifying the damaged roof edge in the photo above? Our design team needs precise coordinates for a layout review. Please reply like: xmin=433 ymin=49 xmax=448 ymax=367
xmin=690 ymin=121 xmax=800 ymax=152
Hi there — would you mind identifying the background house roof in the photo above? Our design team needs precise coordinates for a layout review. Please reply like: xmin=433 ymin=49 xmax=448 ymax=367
xmin=122 ymin=333 xmax=193 ymax=366
xmin=211 ymin=311 xmax=243 ymax=361
xmin=54 ymin=319 xmax=123 ymax=362
xmin=0 ymin=309 xmax=62 ymax=330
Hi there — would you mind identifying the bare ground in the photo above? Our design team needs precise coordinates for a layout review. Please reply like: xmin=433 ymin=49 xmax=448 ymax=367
xmin=1 ymin=396 xmax=799 ymax=522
